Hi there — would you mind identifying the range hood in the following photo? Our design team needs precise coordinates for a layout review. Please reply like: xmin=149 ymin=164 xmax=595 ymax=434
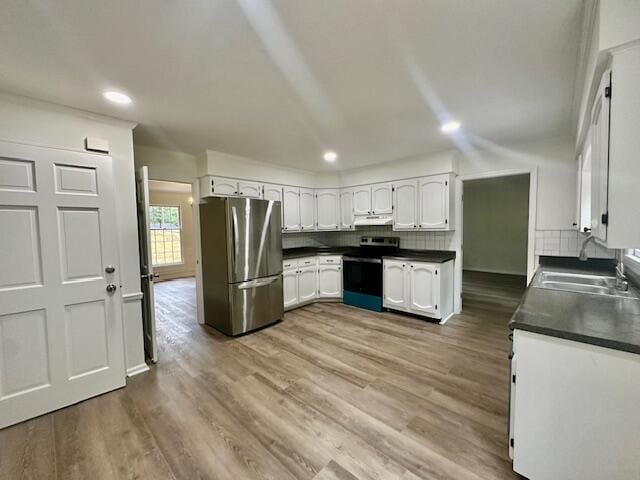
xmin=353 ymin=215 xmax=393 ymax=226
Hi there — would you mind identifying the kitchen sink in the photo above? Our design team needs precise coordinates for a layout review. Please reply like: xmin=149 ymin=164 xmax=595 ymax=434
xmin=532 ymin=271 xmax=640 ymax=299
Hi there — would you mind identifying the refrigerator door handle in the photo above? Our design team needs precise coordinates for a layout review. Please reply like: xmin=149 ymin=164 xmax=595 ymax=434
xmin=237 ymin=275 xmax=281 ymax=290
xmin=230 ymin=206 xmax=239 ymax=269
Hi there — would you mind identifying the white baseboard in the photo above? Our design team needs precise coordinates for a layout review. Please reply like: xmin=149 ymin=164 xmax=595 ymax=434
xmin=463 ymin=267 xmax=526 ymax=276
xmin=126 ymin=362 xmax=150 ymax=377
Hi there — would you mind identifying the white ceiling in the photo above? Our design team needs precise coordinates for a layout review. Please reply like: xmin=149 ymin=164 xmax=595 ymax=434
xmin=0 ymin=0 xmax=584 ymax=171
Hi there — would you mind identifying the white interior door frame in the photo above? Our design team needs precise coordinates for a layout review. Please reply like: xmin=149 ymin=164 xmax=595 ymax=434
xmin=454 ymin=168 xmax=538 ymax=313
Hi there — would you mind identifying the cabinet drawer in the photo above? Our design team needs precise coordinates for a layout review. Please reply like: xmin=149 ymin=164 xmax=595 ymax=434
xmin=298 ymin=257 xmax=317 ymax=267
xmin=318 ymin=255 xmax=341 ymax=265
xmin=282 ymin=259 xmax=298 ymax=271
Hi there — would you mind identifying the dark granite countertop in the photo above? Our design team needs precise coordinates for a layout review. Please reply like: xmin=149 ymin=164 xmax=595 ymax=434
xmin=282 ymin=246 xmax=356 ymax=260
xmin=510 ymin=266 xmax=640 ymax=355
xmin=382 ymin=249 xmax=456 ymax=263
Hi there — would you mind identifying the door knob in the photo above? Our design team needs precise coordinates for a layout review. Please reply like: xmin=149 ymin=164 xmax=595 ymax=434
xmin=106 ymin=284 xmax=117 ymax=294
xmin=105 ymin=265 xmax=116 ymax=274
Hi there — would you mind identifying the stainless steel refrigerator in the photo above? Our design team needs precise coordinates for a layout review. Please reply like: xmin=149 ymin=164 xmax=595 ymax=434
xmin=199 ymin=197 xmax=283 ymax=336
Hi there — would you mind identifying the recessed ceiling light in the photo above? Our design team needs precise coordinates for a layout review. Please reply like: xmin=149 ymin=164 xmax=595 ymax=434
xmin=323 ymin=151 xmax=338 ymax=162
xmin=441 ymin=121 xmax=461 ymax=133
xmin=103 ymin=90 xmax=132 ymax=105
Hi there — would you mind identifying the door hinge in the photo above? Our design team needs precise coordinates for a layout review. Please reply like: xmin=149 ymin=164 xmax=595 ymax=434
xmin=605 ymin=85 xmax=611 ymax=98
xmin=445 ymin=219 xmax=448 ymax=225
xmin=435 ymin=304 xmax=438 ymax=310
xmin=510 ymin=438 xmax=515 ymax=448
xmin=601 ymin=212 xmax=609 ymax=225
xmin=445 ymin=180 xmax=448 ymax=186
xmin=512 ymin=374 xmax=516 ymax=384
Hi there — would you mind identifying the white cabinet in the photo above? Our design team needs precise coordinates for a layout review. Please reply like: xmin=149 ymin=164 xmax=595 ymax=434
xmin=417 ymin=174 xmax=454 ymax=230
xmin=263 ymin=184 xmax=283 ymax=202
xmin=282 ymin=187 xmax=300 ymax=232
xmin=382 ymin=259 xmax=454 ymax=320
xmin=382 ymin=260 xmax=407 ymax=309
xmin=283 ymin=269 xmax=299 ymax=309
xmin=316 ymin=189 xmax=339 ymax=230
xmin=393 ymin=180 xmax=418 ymax=230
xmin=339 ymin=188 xmax=354 ymax=230
xmin=589 ymin=70 xmax=610 ymax=241
xmin=371 ymin=183 xmax=393 ymax=214
xmin=238 ymin=180 xmax=262 ymax=198
xmin=511 ymin=329 xmax=640 ymax=480
xmin=297 ymin=265 xmax=318 ymax=303
xmin=407 ymin=263 xmax=439 ymax=316
xmin=299 ymin=188 xmax=316 ymax=231
xmin=318 ymin=263 xmax=342 ymax=298
xmin=199 ymin=176 xmax=238 ymax=197
xmin=353 ymin=186 xmax=371 ymax=216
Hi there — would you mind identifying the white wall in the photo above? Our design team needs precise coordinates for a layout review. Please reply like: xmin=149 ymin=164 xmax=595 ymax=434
xmin=463 ymin=175 xmax=530 ymax=276
xmin=134 ymin=144 xmax=198 ymax=183
xmin=457 ymin=136 xmax=577 ymax=230
xmin=0 ymin=93 xmax=146 ymax=376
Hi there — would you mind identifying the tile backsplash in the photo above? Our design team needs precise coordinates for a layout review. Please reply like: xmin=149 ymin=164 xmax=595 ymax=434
xmin=282 ymin=226 xmax=456 ymax=251
xmin=534 ymin=230 xmax=615 ymax=259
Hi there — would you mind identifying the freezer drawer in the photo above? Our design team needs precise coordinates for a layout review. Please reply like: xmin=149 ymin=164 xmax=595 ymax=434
xmin=224 ymin=274 xmax=284 ymax=336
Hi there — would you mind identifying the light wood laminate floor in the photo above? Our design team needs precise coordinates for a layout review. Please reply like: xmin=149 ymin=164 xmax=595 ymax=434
xmin=1 ymin=273 xmax=526 ymax=480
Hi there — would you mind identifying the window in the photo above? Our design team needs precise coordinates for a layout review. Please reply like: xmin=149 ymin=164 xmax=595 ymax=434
xmin=149 ymin=205 xmax=183 ymax=266
xmin=628 ymin=248 xmax=640 ymax=260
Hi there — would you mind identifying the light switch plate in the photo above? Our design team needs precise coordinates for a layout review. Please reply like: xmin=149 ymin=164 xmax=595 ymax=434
xmin=84 ymin=136 xmax=110 ymax=153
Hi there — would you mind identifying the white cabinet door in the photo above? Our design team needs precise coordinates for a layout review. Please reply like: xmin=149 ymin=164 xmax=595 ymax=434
xmin=0 ymin=141 xmax=125 ymax=429
xmin=383 ymin=260 xmax=407 ymax=310
xmin=353 ymin=186 xmax=371 ymax=216
xmin=210 ymin=176 xmax=238 ymax=196
xmin=590 ymin=70 xmax=611 ymax=242
xmin=393 ymin=180 xmax=418 ymax=230
xmin=299 ymin=188 xmax=316 ymax=231
xmin=263 ymin=184 xmax=283 ymax=203
xmin=238 ymin=180 xmax=263 ymax=198
xmin=282 ymin=186 xmax=300 ymax=232
xmin=318 ymin=265 xmax=342 ymax=297
xmin=339 ymin=188 xmax=354 ymax=230
xmin=316 ymin=189 xmax=339 ymax=230
xmin=283 ymin=269 xmax=299 ymax=309
xmin=297 ymin=265 xmax=318 ymax=303
xmin=408 ymin=263 xmax=439 ymax=316
xmin=418 ymin=174 xmax=449 ymax=229
xmin=371 ymin=183 xmax=393 ymax=214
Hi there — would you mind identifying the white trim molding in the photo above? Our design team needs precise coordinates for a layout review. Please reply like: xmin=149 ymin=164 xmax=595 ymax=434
xmin=122 ymin=291 xmax=144 ymax=302
xmin=126 ymin=363 xmax=150 ymax=377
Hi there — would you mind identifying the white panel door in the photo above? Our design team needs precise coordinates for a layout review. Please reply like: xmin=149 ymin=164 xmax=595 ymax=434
xmin=297 ymin=265 xmax=317 ymax=303
xmin=282 ymin=187 xmax=300 ymax=232
xmin=0 ymin=141 xmax=125 ymax=429
xmin=136 ymin=167 xmax=157 ymax=363
xmin=393 ymin=180 xmax=418 ymax=230
xmin=211 ymin=176 xmax=238 ymax=196
xmin=299 ymin=188 xmax=315 ymax=231
xmin=371 ymin=183 xmax=393 ymax=214
xmin=318 ymin=265 xmax=341 ymax=297
xmin=283 ymin=269 xmax=299 ymax=309
xmin=418 ymin=175 xmax=449 ymax=229
xmin=590 ymin=70 xmax=611 ymax=242
xmin=316 ymin=189 xmax=339 ymax=230
xmin=353 ymin=186 xmax=371 ymax=216
xmin=383 ymin=260 xmax=407 ymax=310
xmin=408 ymin=263 xmax=439 ymax=315
xmin=339 ymin=188 xmax=354 ymax=230
xmin=238 ymin=180 xmax=263 ymax=199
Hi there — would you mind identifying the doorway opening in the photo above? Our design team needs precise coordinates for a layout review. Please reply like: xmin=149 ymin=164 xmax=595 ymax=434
xmin=461 ymin=174 xmax=530 ymax=311
xmin=137 ymin=173 xmax=197 ymax=363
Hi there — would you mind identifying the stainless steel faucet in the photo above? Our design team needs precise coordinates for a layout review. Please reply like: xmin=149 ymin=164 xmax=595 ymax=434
xmin=615 ymin=249 xmax=629 ymax=291
xmin=579 ymin=234 xmax=596 ymax=261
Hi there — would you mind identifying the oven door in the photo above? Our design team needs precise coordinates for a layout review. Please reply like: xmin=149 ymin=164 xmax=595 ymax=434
xmin=342 ymin=257 xmax=383 ymax=297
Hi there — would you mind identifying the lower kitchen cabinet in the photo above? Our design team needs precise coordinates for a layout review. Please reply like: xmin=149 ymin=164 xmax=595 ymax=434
xmin=283 ymin=256 xmax=342 ymax=310
xmin=283 ymin=269 xmax=299 ymax=309
xmin=318 ymin=263 xmax=342 ymax=297
xmin=382 ymin=259 xmax=454 ymax=321
xmin=297 ymin=265 xmax=318 ymax=303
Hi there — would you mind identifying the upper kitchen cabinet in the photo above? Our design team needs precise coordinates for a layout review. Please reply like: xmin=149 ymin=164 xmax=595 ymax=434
xmin=371 ymin=183 xmax=393 ymax=215
xmin=353 ymin=185 xmax=371 ymax=216
xmin=316 ymin=189 xmax=339 ymax=230
xmin=238 ymin=180 xmax=262 ymax=198
xmin=263 ymin=184 xmax=283 ymax=203
xmin=417 ymin=173 xmax=454 ymax=230
xmin=339 ymin=188 xmax=354 ymax=230
xmin=282 ymin=186 xmax=301 ymax=231
xmin=393 ymin=179 xmax=418 ymax=230
xmin=299 ymin=188 xmax=316 ymax=231
xmin=580 ymin=47 xmax=640 ymax=247
xmin=200 ymin=176 xmax=238 ymax=197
